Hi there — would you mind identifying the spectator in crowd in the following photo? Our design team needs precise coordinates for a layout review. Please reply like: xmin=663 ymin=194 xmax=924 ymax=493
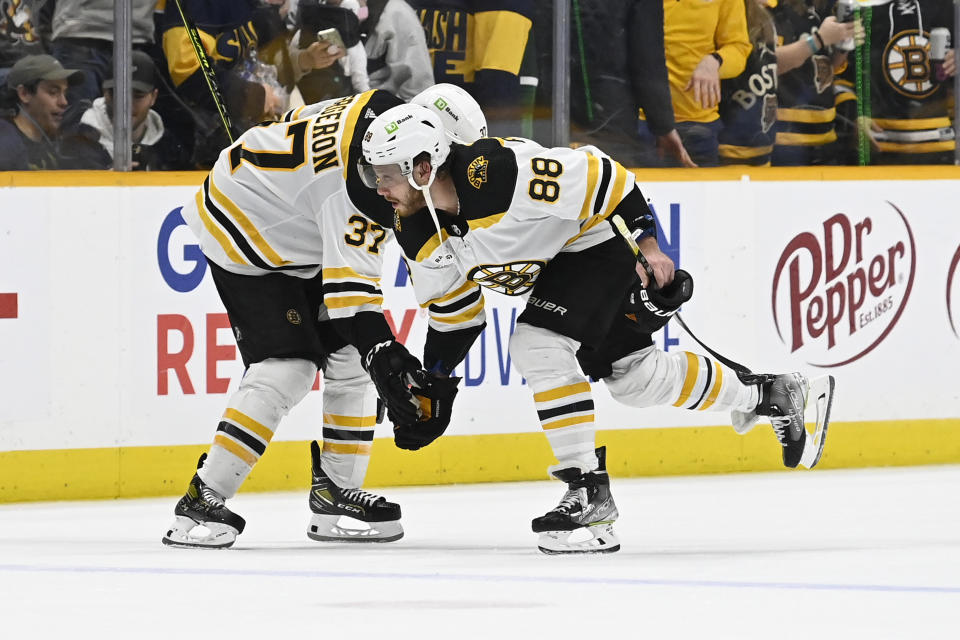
xmin=361 ymin=0 xmax=433 ymax=100
xmin=287 ymin=0 xmax=360 ymax=101
xmin=770 ymin=0 xmax=854 ymax=166
xmin=718 ymin=0 xmax=778 ymax=166
xmin=836 ymin=0 xmax=955 ymax=165
xmin=658 ymin=0 xmax=752 ymax=167
xmin=407 ymin=0 xmax=534 ymax=137
xmin=0 ymin=0 xmax=46 ymax=86
xmin=560 ymin=0 xmax=694 ymax=168
xmin=48 ymin=0 xmax=157 ymax=119
xmin=0 ymin=53 xmax=110 ymax=169
xmin=158 ymin=0 xmax=291 ymax=167
xmin=80 ymin=50 xmax=186 ymax=170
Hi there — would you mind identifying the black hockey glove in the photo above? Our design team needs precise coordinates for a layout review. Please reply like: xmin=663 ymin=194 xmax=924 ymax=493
xmin=625 ymin=269 xmax=694 ymax=333
xmin=393 ymin=373 xmax=462 ymax=451
xmin=363 ymin=341 xmax=423 ymax=425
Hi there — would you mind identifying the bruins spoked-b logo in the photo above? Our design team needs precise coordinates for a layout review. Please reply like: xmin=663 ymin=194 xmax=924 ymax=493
xmin=467 ymin=156 xmax=488 ymax=189
xmin=884 ymin=30 xmax=937 ymax=98
xmin=468 ymin=261 xmax=545 ymax=295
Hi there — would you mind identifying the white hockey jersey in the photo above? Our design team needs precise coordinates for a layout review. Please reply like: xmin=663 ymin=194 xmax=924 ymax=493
xmin=179 ymin=90 xmax=403 ymax=322
xmin=393 ymin=137 xmax=638 ymax=336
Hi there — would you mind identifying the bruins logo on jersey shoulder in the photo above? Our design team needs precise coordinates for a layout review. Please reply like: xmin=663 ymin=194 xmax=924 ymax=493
xmin=467 ymin=156 xmax=488 ymax=189
xmin=452 ymin=140 xmax=516 ymax=222
xmin=467 ymin=261 xmax=545 ymax=296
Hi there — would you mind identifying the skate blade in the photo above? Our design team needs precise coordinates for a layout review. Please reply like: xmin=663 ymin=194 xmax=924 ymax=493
xmin=536 ymin=523 xmax=620 ymax=555
xmin=307 ymin=515 xmax=403 ymax=543
xmin=799 ymin=375 xmax=835 ymax=469
xmin=161 ymin=516 xmax=238 ymax=549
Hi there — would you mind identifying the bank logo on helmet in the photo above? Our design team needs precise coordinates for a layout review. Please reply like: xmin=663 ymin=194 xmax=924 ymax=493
xmin=771 ymin=202 xmax=916 ymax=367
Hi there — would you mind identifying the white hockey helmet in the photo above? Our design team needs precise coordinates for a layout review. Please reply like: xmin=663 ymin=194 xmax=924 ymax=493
xmin=360 ymin=103 xmax=450 ymax=191
xmin=411 ymin=83 xmax=488 ymax=144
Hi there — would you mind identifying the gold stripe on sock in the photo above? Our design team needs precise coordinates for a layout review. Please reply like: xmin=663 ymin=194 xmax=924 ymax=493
xmin=672 ymin=352 xmax=700 ymax=407
xmin=533 ymin=381 xmax=591 ymax=403
xmin=213 ymin=434 xmax=258 ymax=466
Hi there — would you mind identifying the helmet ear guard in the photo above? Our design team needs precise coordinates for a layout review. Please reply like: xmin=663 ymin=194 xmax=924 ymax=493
xmin=625 ymin=269 xmax=694 ymax=333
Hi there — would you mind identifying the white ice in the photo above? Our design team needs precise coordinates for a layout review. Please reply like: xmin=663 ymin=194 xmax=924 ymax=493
xmin=1 ymin=465 xmax=958 ymax=640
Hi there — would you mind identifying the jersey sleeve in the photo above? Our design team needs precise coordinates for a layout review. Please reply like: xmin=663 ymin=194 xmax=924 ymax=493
xmin=318 ymin=191 xmax=395 ymax=354
xmin=405 ymin=256 xmax=487 ymax=375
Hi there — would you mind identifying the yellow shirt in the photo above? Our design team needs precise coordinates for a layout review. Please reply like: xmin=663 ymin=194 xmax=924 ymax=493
xmin=663 ymin=0 xmax=752 ymax=123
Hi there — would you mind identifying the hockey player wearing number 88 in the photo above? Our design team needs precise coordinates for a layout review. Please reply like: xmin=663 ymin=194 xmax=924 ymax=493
xmin=360 ymin=103 xmax=836 ymax=555
xmin=161 ymin=86 xmax=490 ymax=549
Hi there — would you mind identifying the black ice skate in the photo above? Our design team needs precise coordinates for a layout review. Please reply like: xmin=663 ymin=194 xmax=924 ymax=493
xmin=531 ymin=446 xmax=620 ymax=555
xmin=307 ymin=441 xmax=403 ymax=543
xmin=162 ymin=454 xmax=246 ymax=549
xmin=734 ymin=373 xmax=835 ymax=469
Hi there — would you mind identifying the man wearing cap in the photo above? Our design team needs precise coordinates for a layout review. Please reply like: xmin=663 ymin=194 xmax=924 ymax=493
xmin=81 ymin=50 xmax=184 ymax=170
xmin=0 ymin=54 xmax=110 ymax=170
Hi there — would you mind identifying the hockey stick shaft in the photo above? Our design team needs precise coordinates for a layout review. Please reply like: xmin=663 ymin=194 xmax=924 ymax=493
xmin=172 ymin=0 xmax=235 ymax=143
xmin=610 ymin=214 xmax=658 ymax=289
xmin=611 ymin=215 xmax=753 ymax=374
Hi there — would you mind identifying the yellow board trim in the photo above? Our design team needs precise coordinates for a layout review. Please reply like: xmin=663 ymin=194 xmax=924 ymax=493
xmin=3 ymin=166 xmax=960 ymax=188
xmin=533 ymin=381 xmax=591 ymax=403
xmin=2 ymin=419 xmax=958 ymax=502
xmin=223 ymin=408 xmax=274 ymax=443
xmin=323 ymin=414 xmax=378 ymax=428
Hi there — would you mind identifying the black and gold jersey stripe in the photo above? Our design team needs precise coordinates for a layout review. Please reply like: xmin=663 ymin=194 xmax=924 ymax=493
xmin=197 ymin=176 xmax=318 ymax=272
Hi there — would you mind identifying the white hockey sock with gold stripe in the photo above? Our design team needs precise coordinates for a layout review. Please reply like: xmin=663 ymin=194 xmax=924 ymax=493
xmin=606 ymin=347 xmax=758 ymax=413
xmin=200 ymin=358 xmax=317 ymax=498
xmin=534 ymin=380 xmax=598 ymax=468
xmin=318 ymin=345 xmax=380 ymax=488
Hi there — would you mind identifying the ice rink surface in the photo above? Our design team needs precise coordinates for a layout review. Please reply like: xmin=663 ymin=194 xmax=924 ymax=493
xmin=1 ymin=465 xmax=957 ymax=640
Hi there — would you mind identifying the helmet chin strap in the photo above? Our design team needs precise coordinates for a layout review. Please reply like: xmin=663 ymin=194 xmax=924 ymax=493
xmin=408 ymin=167 xmax=448 ymax=258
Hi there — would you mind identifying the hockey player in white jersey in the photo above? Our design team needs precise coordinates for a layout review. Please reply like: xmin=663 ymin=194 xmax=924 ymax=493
xmin=162 ymin=86 xmax=490 ymax=549
xmin=359 ymin=104 xmax=836 ymax=554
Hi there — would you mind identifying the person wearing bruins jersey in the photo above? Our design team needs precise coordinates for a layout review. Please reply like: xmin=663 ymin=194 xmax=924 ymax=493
xmin=771 ymin=0 xmax=855 ymax=165
xmin=835 ymin=0 xmax=955 ymax=165
xmin=161 ymin=86 xmax=487 ymax=549
xmin=360 ymin=104 xmax=835 ymax=555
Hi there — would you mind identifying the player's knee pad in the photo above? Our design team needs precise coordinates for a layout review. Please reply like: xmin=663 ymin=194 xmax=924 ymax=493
xmin=238 ymin=358 xmax=317 ymax=417
xmin=605 ymin=347 xmax=687 ymax=408
xmin=509 ymin=323 xmax=581 ymax=383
